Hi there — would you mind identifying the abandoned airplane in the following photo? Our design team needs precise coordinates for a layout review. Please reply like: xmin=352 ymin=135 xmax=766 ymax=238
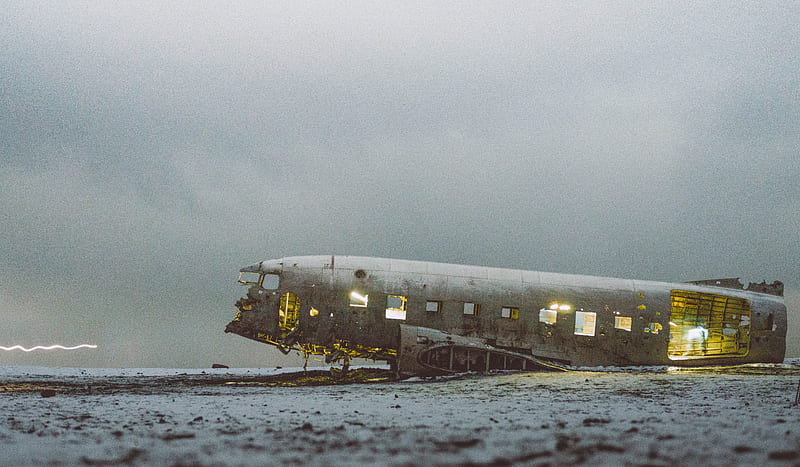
xmin=225 ymin=255 xmax=786 ymax=377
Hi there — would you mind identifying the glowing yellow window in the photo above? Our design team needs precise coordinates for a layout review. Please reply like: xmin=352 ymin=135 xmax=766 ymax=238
xmin=501 ymin=307 xmax=519 ymax=319
xmin=574 ymin=311 xmax=596 ymax=336
xmin=614 ymin=316 xmax=632 ymax=331
xmin=539 ymin=308 xmax=557 ymax=324
xmin=385 ymin=295 xmax=407 ymax=320
xmin=349 ymin=291 xmax=368 ymax=308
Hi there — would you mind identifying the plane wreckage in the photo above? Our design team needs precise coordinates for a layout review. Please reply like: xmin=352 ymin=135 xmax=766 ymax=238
xmin=225 ymin=256 xmax=786 ymax=377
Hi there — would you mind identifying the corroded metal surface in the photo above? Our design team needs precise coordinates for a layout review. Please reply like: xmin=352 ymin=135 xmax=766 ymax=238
xmin=226 ymin=256 xmax=787 ymax=376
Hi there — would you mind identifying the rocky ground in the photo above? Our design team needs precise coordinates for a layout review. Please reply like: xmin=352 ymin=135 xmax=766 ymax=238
xmin=2 ymin=363 xmax=800 ymax=466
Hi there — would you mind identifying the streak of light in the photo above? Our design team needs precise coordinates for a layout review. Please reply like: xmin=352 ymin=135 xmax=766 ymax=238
xmin=0 ymin=344 xmax=98 ymax=352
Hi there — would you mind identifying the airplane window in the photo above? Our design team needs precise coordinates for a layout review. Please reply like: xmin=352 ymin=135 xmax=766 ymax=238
xmin=386 ymin=309 xmax=406 ymax=320
xmin=237 ymin=272 xmax=262 ymax=286
xmin=501 ymin=307 xmax=519 ymax=319
xmin=539 ymin=308 xmax=557 ymax=324
xmin=262 ymin=274 xmax=279 ymax=289
xmin=463 ymin=302 xmax=480 ymax=316
xmin=349 ymin=291 xmax=368 ymax=307
xmin=425 ymin=301 xmax=441 ymax=313
xmin=386 ymin=295 xmax=405 ymax=310
xmin=574 ymin=311 xmax=596 ymax=336
xmin=386 ymin=295 xmax=407 ymax=320
xmin=614 ymin=316 xmax=632 ymax=331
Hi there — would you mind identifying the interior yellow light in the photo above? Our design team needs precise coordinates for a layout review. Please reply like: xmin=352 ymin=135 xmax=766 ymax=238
xmin=350 ymin=291 xmax=367 ymax=302
xmin=559 ymin=304 xmax=571 ymax=311
xmin=549 ymin=303 xmax=559 ymax=310
xmin=310 ymin=308 xmax=319 ymax=317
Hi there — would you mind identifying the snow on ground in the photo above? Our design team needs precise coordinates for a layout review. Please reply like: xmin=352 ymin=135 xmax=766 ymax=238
xmin=2 ymin=362 xmax=800 ymax=466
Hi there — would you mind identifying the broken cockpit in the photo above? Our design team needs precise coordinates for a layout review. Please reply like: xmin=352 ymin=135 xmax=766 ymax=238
xmin=227 ymin=265 xmax=304 ymax=354
xmin=225 ymin=263 xmax=398 ymax=368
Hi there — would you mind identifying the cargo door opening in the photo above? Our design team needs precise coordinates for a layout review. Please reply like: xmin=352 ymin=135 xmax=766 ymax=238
xmin=668 ymin=290 xmax=750 ymax=360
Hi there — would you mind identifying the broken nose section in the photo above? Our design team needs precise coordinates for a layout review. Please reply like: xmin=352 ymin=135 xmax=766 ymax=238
xmin=239 ymin=263 xmax=261 ymax=273
xmin=239 ymin=260 xmax=283 ymax=275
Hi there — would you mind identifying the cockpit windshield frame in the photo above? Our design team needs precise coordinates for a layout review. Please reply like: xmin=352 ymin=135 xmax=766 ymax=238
xmin=237 ymin=271 xmax=263 ymax=286
xmin=238 ymin=272 xmax=280 ymax=289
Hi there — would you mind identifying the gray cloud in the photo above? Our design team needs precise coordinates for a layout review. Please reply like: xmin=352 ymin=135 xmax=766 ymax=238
xmin=1 ymin=1 xmax=798 ymax=367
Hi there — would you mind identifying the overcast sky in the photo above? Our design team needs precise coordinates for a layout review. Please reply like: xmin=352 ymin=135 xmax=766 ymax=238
xmin=1 ymin=1 xmax=798 ymax=368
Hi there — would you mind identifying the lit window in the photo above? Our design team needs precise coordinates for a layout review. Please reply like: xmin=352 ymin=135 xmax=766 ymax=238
xmin=349 ymin=291 xmax=368 ymax=307
xmin=463 ymin=302 xmax=480 ymax=316
xmin=549 ymin=303 xmax=571 ymax=311
xmin=614 ymin=316 xmax=632 ymax=331
xmin=574 ymin=311 xmax=596 ymax=336
xmin=309 ymin=307 xmax=320 ymax=317
xmin=386 ymin=295 xmax=405 ymax=310
xmin=425 ymin=301 xmax=441 ymax=313
xmin=501 ymin=307 xmax=519 ymax=319
xmin=385 ymin=309 xmax=406 ymax=320
xmin=539 ymin=308 xmax=557 ymax=324
xmin=385 ymin=295 xmax=407 ymax=320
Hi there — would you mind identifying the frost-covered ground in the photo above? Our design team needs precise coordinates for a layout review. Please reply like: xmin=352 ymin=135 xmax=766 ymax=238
xmin=2 ymin=361 xmax=800 ymax=466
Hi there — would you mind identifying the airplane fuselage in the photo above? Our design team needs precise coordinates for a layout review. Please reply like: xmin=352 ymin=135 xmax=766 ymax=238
xmin=225 ymin=256 xmax=786 ymax=376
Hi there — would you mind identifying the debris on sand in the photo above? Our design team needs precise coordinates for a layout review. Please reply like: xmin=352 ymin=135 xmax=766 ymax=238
xmin=224 ymin=368 xmax=394 ymax=387
xmin=160 ymin=432 xmax=196 ymax=441
xmin=2 ymin=367 xmax=395 ymax=395
xmin=81 ymin=448 xmax=144 ymax=466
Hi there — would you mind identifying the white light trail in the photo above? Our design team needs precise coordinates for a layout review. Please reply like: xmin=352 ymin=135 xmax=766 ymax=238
xmin=0 ymin=344 xmax=98 ymax=352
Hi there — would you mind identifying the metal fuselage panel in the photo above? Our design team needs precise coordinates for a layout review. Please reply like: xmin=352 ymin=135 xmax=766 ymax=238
xmin=226 ymin=256 xmax=786 ymax=367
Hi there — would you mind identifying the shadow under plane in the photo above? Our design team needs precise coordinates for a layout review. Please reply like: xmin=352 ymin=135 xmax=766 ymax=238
xmin=225 ymin=255 xmax=786 ymax=377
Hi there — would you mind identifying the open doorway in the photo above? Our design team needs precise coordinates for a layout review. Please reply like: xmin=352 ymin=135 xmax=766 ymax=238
xmin=667 ymin=290 xmax=750 ymax=360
